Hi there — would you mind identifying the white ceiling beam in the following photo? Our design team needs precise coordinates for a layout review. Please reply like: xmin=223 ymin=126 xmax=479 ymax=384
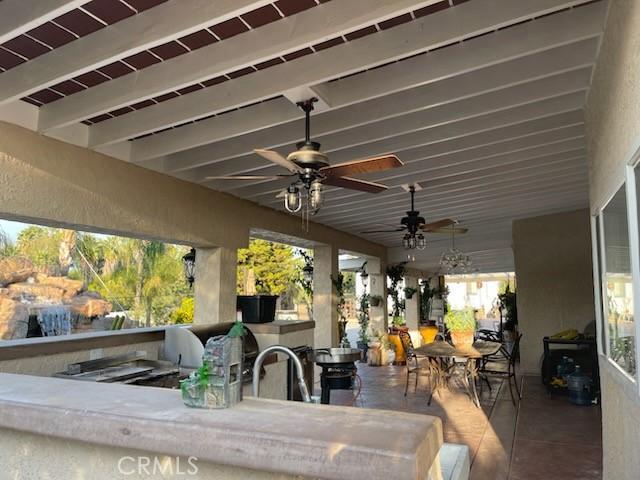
xmin=324 ymin=156 xmax=587 ymax=226
xmin=0 ymin=0 xmax=277 ymax=106
xmin=336 ymin=187 xmax=589 ymax=233
xmin=302 ymin=137 xmax=586 ymax=215
xmin=320 ymin=177 xmax=590 ymax=231
xmin=85 ymin=0 xmax=604 ymax=147
xmin=132 ymin=2 xmax=605 ymax=163
xmin=0 ymin=0 xmax=87 ymax=45
xmin=36 ymin=0 xmax=445 ymax=131
xmin=194 ymin=84 xmax=588 ymax=192
xmin=165 ymin=39 xmax=598 ymax=172
xmin=330 ymin=177 xmax=589 ymax=229
xmin=205 ymin=80 xmax=589 ymax=196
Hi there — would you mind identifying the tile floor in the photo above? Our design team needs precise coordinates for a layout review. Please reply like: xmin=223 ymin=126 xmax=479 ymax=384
xmin=327 ymin=364 xmax=602 ymax=480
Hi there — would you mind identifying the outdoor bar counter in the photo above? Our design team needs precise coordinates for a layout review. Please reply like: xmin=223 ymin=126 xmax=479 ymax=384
xmin=0 ymin=372 xmax=445 ymax=480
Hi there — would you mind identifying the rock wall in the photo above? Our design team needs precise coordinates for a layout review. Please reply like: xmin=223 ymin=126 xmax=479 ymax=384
xmin=0 ymin=257 xmax=112 ymax=340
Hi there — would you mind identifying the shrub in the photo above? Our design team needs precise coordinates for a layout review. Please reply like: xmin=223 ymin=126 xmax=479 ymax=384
xmin=445 ymin=308 xmax=476 ymax=333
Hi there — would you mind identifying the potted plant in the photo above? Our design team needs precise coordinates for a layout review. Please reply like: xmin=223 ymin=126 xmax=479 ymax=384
xmin=404 ymin=286 xmax=417 ymax=300
xmin=445 ymin=308 xmax=476 ymax=347
xmin=357 ymin=293 xmax=370 ymax=360
xmin=498 ymin=284 xmax=517 ymax=341
xmin=370 ymin=294 xmax=384 ymax=307
xmin=331 ymin=272 xmax=351 ymax=347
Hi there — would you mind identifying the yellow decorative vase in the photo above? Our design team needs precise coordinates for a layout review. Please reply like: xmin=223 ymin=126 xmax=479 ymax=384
xmin=419 ymin=326 xmax=438 ymax=344
xmin=388 ymin=333 xmax=406 ymax=364
xmin=450 ymin=330 xmax=475 ymax=348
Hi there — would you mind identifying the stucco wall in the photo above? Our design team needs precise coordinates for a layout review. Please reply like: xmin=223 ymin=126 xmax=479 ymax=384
xmin=0 ymin=121 xmax=385 ymax=258
xmin=585 ymin=1 xmax=640 ymax=479
xmin=512 ymin=209 xmax=595 ymax=374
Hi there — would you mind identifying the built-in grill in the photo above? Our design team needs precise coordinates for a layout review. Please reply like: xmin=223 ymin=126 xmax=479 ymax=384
xmin=312 ymin=348 xmax=361 ymax=404
xmin=56 ymin=323 xmax=264 ymax=388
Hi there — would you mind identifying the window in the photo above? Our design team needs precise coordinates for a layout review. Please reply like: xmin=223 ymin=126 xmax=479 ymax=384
xmin=601 ymin=185 xmax=636 ymax=377
xmin=592 ymin=214 xmax=606 ymax=354
xmin=0 ymin=219 xmax=193 ymax=342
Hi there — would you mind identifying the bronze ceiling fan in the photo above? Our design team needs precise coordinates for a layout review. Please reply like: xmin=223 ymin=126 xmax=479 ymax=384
xmin=361 ymin=184 xmax=468 ymax=249
xmin=207 ymin=98 xmax=403 ymax=215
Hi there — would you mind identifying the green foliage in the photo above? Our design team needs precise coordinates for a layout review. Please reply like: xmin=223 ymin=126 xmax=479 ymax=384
xmin=16 ymin=226 xmax=61 ymax=273
xmin=386 ymin=262 xmax=406 ymax=317
xmin=331 ymin=272 xmax=348 ymax=318
xmin=403 ymin=286 xmax=417 ymax=299
xmin=237 ymin=239 xmax=303 ymax=298
xmin=445 ymin=308 xmax=477 ymax=333
xmin=0 ymin=226 xmax=16 ymax=257
xmin=10 ymin=223 xmax=192 ymax=327
xmin=357 ymin=294 xmax=370 ymax=343
xmin=498 ymin=284 xmax=518 ymax=330
xmin=296 ymin=249 xmax=313 ymax=314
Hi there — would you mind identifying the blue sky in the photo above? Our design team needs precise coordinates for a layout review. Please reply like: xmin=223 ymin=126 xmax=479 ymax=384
xmin=0 ymin=219 xmax=28 ymax=241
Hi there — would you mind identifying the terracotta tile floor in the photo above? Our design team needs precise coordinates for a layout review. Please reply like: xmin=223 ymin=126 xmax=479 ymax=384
xmin=324 ymin=364 xmax=602 ymax=479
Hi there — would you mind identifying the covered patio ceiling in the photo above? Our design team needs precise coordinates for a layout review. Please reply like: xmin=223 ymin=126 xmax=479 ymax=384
xmin=0 ymin=0 xmax=606 ymax=273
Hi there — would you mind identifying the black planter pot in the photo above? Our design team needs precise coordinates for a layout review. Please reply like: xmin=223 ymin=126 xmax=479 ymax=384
xmin=237 ymin=295 xmax=278 ymax=324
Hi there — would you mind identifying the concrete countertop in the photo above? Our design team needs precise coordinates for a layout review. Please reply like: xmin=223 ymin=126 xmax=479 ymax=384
xmin=245 ymin=319 xmax=315 ymax=335
xmin=0 ymin=373 xmax=442 ymax=480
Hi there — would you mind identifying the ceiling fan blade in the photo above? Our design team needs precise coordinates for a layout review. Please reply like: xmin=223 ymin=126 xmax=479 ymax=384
xmin=254 ymin=149 xmax=301 ymax=172
xmin=420 ymin=218 xmax=456 ymax=231
xmin=204 ymin=174 xmax=291 ymax=181
xmin=429 ymin=227 xmax=469 ymax=234
xmin=322 ymin=176 xmax=388 ymax=193
xmin=320 ymin=154 xmax=403 ymax=178
xmin=361 ymin=228 xmax=405 ymax=233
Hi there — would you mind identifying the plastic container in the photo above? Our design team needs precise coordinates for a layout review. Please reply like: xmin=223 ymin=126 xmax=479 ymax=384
xmin=568 ymin=365 xmax=592 ymax=406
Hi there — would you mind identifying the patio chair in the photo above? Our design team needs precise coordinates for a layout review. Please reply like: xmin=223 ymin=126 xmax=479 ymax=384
xmin=398 ymin=331 xmax=427 ymax=396
xmin=478 ymin=333 xmax=522 ymax=405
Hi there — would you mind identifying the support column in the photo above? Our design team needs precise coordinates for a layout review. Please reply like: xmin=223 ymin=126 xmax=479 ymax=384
xmin=313 ymin=245 xmax=339 ymax=348
xmin=193 ymin=247 xmax=237 ymax=325
xmin=404 ymin=275 xmax=421 ymax=347
xmin=368 ymin=259 xmax=388 ymax=335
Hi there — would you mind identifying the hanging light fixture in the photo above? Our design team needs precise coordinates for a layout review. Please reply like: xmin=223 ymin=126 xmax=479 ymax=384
xmin=302 ymin=261 xmax=314 ymax=284
xmin=284 ymin=185 xmax=302 ymax=213
xmin=416 ymin=234 xmax=427 ymax=250
xmin=309 ymin=179 xmax=323 ymax=213
xmin=182 ymin=248 xmax=196 ymax=288
xmin=439 ymin=228 xmax=472 ymax=273
xmin=360 ymin=261 xmax=369 ymax=289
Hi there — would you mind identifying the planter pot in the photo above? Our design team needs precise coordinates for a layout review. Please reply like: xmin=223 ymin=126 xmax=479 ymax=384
xmin=419 ymin=325 xmax=438 ymax=345
xmin=367 ymin=342 xmax=382 ymax=366
xmin=356 ymin=341 xmax=369 ymax=362
xmin=236 ymin=295 xmax=278 ymax=324
xmin=370 ymin=297 xmax=382 ymax=307
xmin=450 ymin=330 xmax=475 ymax=348
xmin=387 ymin=333 xmax=406 ymax=365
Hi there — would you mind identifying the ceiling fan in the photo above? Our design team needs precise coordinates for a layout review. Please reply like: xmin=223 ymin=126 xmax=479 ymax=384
xmin=206 ymin=98 xmax=403 ymax=216
xmin=361 ymin=183 xmax=468 ymax=250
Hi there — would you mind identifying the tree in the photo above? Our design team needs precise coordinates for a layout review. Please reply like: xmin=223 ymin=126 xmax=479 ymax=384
xmin=237 ymin=239 xmax=303 ymax=298
xmin=16 ymin=226 xmax=61 ymax=273
xmin=0 ymin=226 xmax=16 ymax=257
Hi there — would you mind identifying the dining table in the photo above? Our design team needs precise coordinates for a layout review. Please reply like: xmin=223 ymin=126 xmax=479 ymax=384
xmin=414 ymin=340 xmax=502 ymax=407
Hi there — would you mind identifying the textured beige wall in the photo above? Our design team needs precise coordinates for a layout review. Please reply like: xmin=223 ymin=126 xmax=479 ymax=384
xmin=586 ymin=1 xmax=640 ymax=478
xmin=0 ymin=121 xmax=385 ymax=258
xmin=0 ymin=428 xmax=307 ymax=480
xmin=512 ymin=209 xmax=595 ymax=374
xmin=0 ymin=341 xmax=161 ymax=376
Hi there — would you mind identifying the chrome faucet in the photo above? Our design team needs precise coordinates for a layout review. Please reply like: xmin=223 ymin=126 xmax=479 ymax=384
xmin=252 ymin=345 xmax=312 ymax=403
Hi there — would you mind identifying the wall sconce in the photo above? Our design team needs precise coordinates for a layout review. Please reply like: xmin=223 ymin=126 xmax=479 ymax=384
xmin=182 ymin=248 xmax=196 ymax=288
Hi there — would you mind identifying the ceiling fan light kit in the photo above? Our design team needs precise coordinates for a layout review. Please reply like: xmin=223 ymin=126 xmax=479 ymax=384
xmin=362 ymin=184 xmax=464 ymax=250
xmin=208 ymin=97 xmax=403 ymax=227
